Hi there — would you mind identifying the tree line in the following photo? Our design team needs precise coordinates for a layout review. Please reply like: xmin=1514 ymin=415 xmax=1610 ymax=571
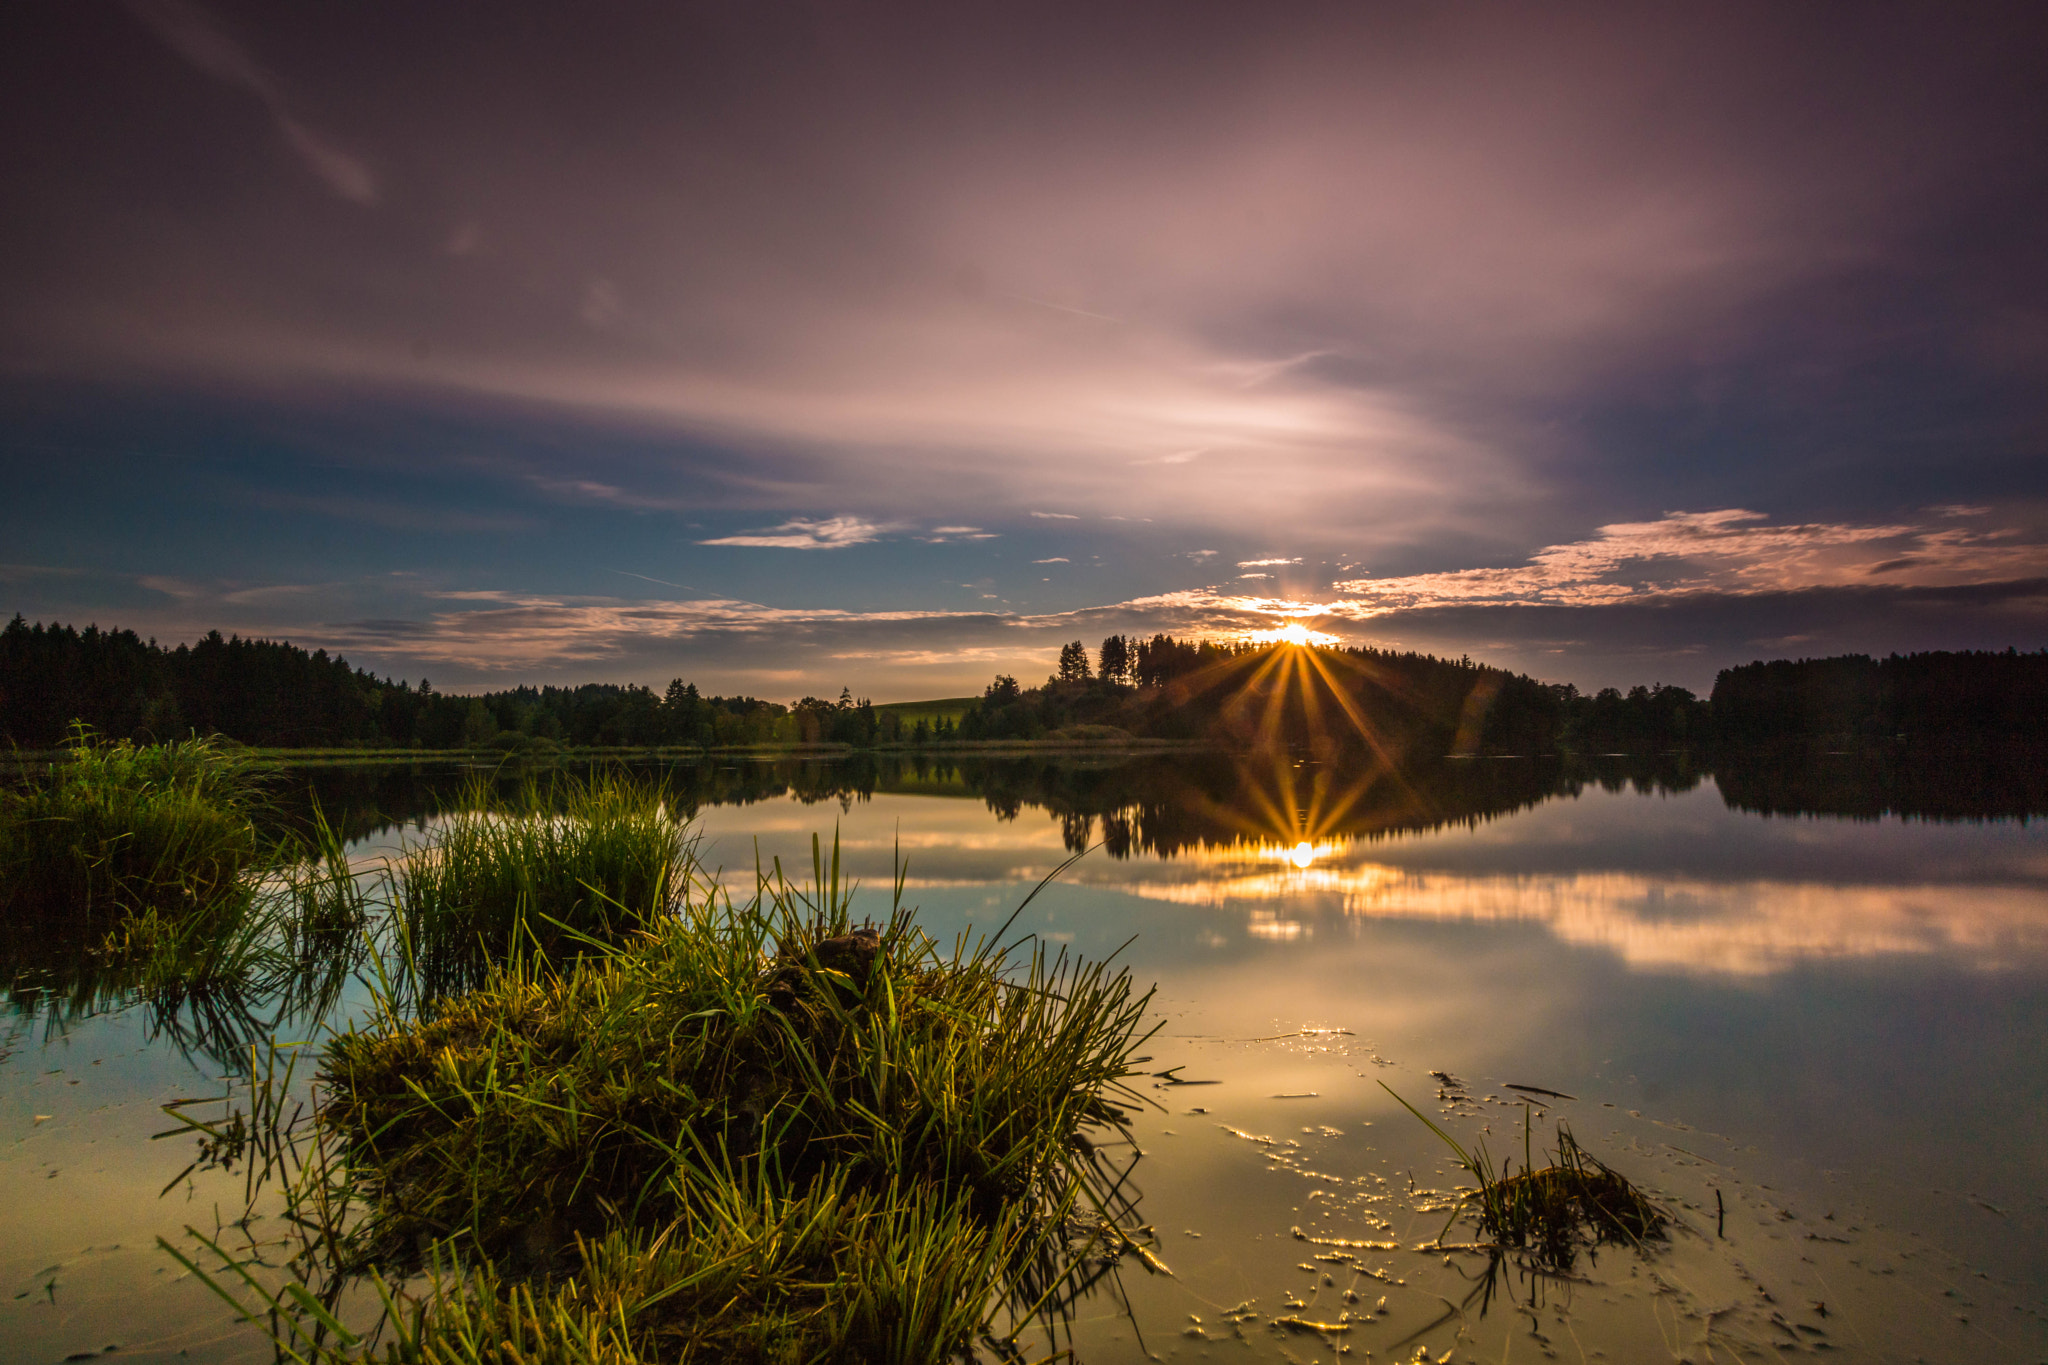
xmin=963 ymin=633 xmax=1713 ymax=756
xmin=0 ymin=616 xmax=866 ymax=750
xmin=5 ymin=614 xmax=2042 ymax=755
xmin=968 ymin=636 xmax=2047 ymax=753
xmin=1709 ymin=649 xmax=2048 ymax=746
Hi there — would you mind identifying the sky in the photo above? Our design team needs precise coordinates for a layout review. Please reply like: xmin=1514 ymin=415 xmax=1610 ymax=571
xmin=3 ymin=1 xmax=2046 ymax=700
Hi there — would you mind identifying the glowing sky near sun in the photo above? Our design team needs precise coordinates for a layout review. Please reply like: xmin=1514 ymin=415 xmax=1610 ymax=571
xmin=2 ymin=3 xmax=2045 ymax=697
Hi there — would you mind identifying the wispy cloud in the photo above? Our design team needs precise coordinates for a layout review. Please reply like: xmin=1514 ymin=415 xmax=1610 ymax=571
xmin=312 ymin=577 xmax=1353 ymax=679
xmin=127 ymin=0 xmax=377 ymax=204
xmin=135 ymin=575 xmax=209 ymax=601
xmin=1032 ymin=557 xmax=1069 ymax=564
xmin=21 ymin=519 xmax=2047 ymax=698
xmin=1237 ymin=557 xmax=1301 ymax=568
xmin=1330 ymin=510 xmax=2048 ymax=611
xmin=1030 ymin=511 xmax=1080 ymax=520
xmin=698 ymin=516 xmax=891 ymax=550
xmin=608 ymin=570 xmax=694 ymax=591
xmin=529 ymin=477 xmax=689 ymax=512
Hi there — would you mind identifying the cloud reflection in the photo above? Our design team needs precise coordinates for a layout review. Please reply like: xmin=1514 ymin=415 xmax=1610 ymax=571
xmin=1101 ymin=840 xmax=2048 ymax=976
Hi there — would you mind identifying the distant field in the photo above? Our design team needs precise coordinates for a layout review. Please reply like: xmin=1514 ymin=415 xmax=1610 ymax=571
xmin=874 ymin=696 xmax=979 ymax=727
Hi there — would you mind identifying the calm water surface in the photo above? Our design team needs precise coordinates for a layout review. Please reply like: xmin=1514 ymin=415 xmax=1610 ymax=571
xmin=4 ymin=753 xmax=2046 ymax=1363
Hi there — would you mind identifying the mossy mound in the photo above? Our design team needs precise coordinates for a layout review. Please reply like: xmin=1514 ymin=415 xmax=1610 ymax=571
xmin=255 ymin=854 xmax=1155 ymax=1363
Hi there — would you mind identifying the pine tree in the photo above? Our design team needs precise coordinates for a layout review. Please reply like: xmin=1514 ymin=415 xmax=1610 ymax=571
xmin=1098 ymin=634 xmax=1130 ymax=685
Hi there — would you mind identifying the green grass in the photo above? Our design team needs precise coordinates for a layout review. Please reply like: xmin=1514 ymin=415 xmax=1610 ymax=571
xmin=1 ymin=730 xmax=374 ymax=1065
xmin=0 ymin=725 xmax=267 ymax=922
xmin=394 ymin=772 xmax=692 ymax=994
xmin=1383 ymin=1083 xmax=1664 ymax=1271
xmin=171 ymin=842 xmax=1157 ymax=1363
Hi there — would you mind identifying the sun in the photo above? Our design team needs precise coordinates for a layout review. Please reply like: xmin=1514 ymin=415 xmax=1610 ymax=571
xmin=1251 ymin=621 xmax=1336 ymax=647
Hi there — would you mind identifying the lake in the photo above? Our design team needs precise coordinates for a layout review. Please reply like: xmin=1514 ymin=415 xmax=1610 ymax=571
xmin=5 ymin=750 xmax=2046 ymax=1363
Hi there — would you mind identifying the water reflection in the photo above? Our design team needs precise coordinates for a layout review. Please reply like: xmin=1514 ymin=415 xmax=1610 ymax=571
xmin=5 ymin=747 xmax=2046 ymax=1363
xmin=253 ymin=742 xmax=2048 ymax=859
xmin=1717 ymin=741 xmax=2048 ymax=821
xmin=10 ymin=747 xmax=2045 ymax=1051
xmin=1107 ymin=847 xmax=2048 ymax=974
xmin=264 ymin=749 xmax=1691 ymax=854
xmin=243 ymin=747 xmax=2048 ymax=980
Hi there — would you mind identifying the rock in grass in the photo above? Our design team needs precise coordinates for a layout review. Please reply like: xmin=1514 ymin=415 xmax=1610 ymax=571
xmin=764 ymin=925 xmax=882 ymax=1012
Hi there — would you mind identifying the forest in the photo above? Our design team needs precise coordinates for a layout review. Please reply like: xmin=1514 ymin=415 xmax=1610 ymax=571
xmin=1709 ymin=649 xmax=2048 ymax=745
xmin=3 ymin=613 xmax=2042 ymax=756
xmin=956 ymin=632 xmax=1708 ymax=758
xmin=0 ymin=616 xmax=864 ymax=750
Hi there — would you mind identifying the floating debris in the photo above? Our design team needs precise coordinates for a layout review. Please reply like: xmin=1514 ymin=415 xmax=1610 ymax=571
xmin=1104 ymin=1224 xmax=1174 ymax=1276
xmin=1275 ymin=1314 xmax=1353 ymax=1333
xmin=1291 ymin=1226 xmax=1401 ymax=1251
xmin=1505 ymin=1083 xmax=1577 ymax=1101
xmin=1152 ymin=1065 xmax=1221 ymax=1086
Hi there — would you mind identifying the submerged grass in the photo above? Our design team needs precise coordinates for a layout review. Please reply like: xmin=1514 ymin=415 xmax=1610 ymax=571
xmin=1383 ymin=1082 xmax=1664 ymax=1272
xmin=174 ymin=836 xmax=1157 ymax=1363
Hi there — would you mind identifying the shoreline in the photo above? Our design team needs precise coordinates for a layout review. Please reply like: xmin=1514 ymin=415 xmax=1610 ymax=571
xmin=0 ymin=737 xmax=1217 ymax=771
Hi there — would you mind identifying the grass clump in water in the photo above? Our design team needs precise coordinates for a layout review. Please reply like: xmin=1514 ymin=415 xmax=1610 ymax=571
xmin=0 ymin=725 xmax=266 ymax=922
xmin=2 ymin=730 xmax=371 ymax=1063
xmin=183 ymin=842 xmax=1155 ymax=1363
xmin=1383 ymin=1082 xmax=1664 ymax=1272
xmin=396 ymin=772 xmax=690 ymax=993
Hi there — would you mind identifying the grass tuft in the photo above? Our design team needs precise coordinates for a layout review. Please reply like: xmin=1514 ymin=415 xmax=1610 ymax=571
xmin=395 ymin=772 xmax=691 ymax=994
xmin=173 ymin=834 xmax=1157 ymax=1362
xmin=0 ymin=724 xmax=267 ymax=921
xmin=2 ymin=729 xmax=375 ymax=1066
xmin=1383 ymin=1082 xmax=1664 ymax=1271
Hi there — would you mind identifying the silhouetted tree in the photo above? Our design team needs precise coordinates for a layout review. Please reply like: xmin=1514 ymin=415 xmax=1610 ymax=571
xmin=1098 ymin=634 xmax=1131 ymax=685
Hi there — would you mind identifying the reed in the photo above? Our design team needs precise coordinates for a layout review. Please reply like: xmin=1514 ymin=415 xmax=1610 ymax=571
xmin=395 ymin=772 xmax=690 ymax=993
xmin=1383 ymin=1083 xmax=1664 ymax=1271
xmin=170 ymin=839 xmax=1157 ymax=1363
